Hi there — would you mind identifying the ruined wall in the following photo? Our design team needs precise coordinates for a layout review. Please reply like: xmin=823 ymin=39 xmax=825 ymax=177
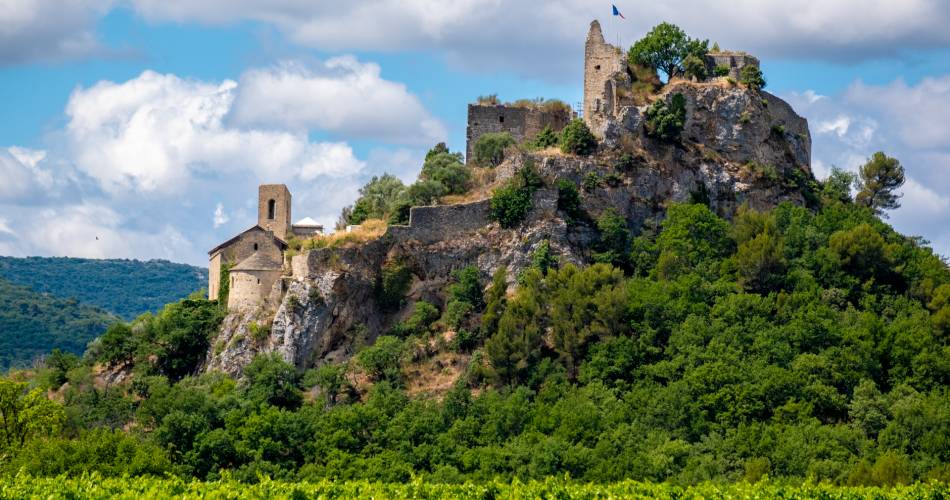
xmin=387 ymin=199 xmax=491 ymax=245
xmin=705 ymin=52 xmax=760 ymax=80
xmin=465 ymin=105 xmax=571 ymax=161
xmin=228 ymin=269 xmax=282 ymax=311
xmin=583 ymin=20 xmax=626 ymax=138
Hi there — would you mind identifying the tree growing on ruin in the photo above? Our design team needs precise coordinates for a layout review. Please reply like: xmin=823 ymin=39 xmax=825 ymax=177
xmin=627 ymin=22 xmax=708 ymax=81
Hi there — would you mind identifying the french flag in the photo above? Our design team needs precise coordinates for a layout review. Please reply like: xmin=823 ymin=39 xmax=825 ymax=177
xmin=612 ymin=4 xmax=625 ymax=19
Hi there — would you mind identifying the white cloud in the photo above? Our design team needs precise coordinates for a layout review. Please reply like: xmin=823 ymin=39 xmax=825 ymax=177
xmin=125 ymin=1 xmax=950 ymax=79
xmin=0 ymin=147 xmax=56 ymax=202
xmin=786 ymin=77 xmax=950 ymax=257
xmin=63 ymin=69 xmax=368 ymax=194
xmin=230 ymin=58 xmax=445 ymax=145
xmin=0 ymin=0 xmax=112 ymax=65
xmin=213 ymin=203 xmax=229 ymax=228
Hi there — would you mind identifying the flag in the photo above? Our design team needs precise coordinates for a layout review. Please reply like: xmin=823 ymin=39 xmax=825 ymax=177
xmin=612 ymin=4 xmax=625 ymax=19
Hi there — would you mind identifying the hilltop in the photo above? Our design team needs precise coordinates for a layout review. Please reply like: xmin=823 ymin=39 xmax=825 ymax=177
xmin=0 ymin=256 xmax=207 ymax=320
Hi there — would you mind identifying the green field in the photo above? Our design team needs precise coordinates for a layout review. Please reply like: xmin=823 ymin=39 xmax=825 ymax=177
xmin=0 ymin=475 xmax=946 ymax=500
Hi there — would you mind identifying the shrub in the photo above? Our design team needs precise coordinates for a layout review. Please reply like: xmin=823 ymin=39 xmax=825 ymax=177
xmin=528 ymin=125 xmax=559 ymax=150
xmin=489 ymin=163 xmax=543 ymax=228
xmin=556 ymin=179 xmax=583 ymax=223
xmin=714 ymin=65 xmax=730 ymax=77
xmin=248 ymin=321 xmax=271 ymax=343
xmin=682 ymin=54 xmax=707 ymax=80
xmin=559 ymin=119 xmax=597 ymax=156
xmin=398 ymin=301 xmax=440 ymax=337
xmin=420 ymin=151 xmax=471 ymax=194
xmin=593 ymin=208 xmax=631 ymax=269
xmin=448 ymin=266 xmax=484 ymax=310
xmin=644 ymin=93 xmax=686 ymax=142
xmin=472 ymin=132 xmax=515 ymax=167
xmin=740 ymin=65 xmax=766 ymax=91
xmin=242 ymin=353 xmax=302 ymax=409
xmin=357 ymin=336 xmax=406 ymax=383
xmin=378 ymin=261 xmax=412 ymax=311
xmin=615 ymin=153 xmax=636 ymax=172
xmin=582 ymin=172 xmax=602 ymax=192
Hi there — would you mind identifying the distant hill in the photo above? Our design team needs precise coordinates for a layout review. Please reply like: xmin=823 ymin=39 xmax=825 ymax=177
xmin=0 ymin=257 xmax=207 ymax=320
xmin=0 ymin=277 xmax=116 ymax=369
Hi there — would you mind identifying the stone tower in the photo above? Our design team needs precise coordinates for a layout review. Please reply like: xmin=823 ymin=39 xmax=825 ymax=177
xmin=258 ymin=184 xmax=292 ymax=240
xmin=583 ymin=20 xmax=625 ymax=137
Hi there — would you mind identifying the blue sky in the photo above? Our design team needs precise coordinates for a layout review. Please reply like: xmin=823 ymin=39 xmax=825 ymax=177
xmin=2 ymin=1 xmax=950 ymax=266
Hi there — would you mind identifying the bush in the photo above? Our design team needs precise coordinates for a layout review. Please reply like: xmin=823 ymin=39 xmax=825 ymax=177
xmin=740 ymin=65 xmax=766 ymax=91
xmin=528 ymin=125 xmax=559 ymax=150
xmin=556 ymin=180 xmax=583 ymax=223
xmin=420 ymin=152 xmax=471 ymax=195
xmin=560 ymin=119 xmax=597 ymax=156
xmin=472 ymin=132 xmax=515 ymax=167
xmin=714 ymin=65 xmax=730 ymax=77
xmin=398 ymin=301 xmax=440 ymax=337
xmin=645 ymin=93 xmax=686 ymax=142
xmin=357 ymin=336 xmax=406 ymax=383
xmin=683 ymin=54 xmax=707 ymax=80
xmin=242 ymin=353 xmax=302 ymax=409
xmin=489 ymin=163 xmax=543 ymax=228
xmin=378 ymin=261 xmax=412 ymax=311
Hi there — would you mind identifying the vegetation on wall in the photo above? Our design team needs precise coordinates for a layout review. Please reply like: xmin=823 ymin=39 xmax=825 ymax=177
xmin=471 ymin=132 xmax=515 ymax=167
xmin=489 ymin=161 xmax=544 ymax=228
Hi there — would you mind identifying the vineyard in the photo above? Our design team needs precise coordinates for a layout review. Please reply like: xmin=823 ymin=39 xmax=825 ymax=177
xmin=0 ymin=475 xmax=947 ymax=499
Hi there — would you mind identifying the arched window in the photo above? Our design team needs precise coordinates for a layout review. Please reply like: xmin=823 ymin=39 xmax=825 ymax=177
xmin=267 ymin=199 xmax=276 ymax=220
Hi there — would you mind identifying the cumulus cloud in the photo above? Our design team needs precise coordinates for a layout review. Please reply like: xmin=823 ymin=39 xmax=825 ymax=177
xmin=0 ymin=0 xmax=112 ymax=65
xmin=0 ymin=56 xmax=441 ymax=264
xmin=230 ymin=58 xmax=445 ymax=145
xmin=784 ymin=77 xmax=950 ymax=257
xmin=124 ymin=0 xmax=950 ymax=79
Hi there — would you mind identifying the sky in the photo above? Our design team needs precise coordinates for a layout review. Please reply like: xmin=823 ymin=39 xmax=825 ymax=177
xmin=2 ymin=1 xmax=950 ymax=267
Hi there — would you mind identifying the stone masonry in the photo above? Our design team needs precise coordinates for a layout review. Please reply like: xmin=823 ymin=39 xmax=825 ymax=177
xmin=705 ymin=52 xmax=760 ymax=80
xmin=258 ymin=184 xmax=292 ymax=241
xmin=465 ymin=104 xmax=572 ymax=162
xmin=583 ymin=20 xmax=626 ymax=138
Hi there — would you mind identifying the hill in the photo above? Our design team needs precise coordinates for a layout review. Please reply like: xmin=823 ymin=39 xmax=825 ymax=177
xmin=0 ymin=278 xmax=116 ymax=369
xmin=0 ymin=256 xmax=207 ymax=320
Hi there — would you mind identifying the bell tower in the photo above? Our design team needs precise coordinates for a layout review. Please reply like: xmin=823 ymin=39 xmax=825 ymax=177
xmin=258 ymin=184 xmax=292 ymax=240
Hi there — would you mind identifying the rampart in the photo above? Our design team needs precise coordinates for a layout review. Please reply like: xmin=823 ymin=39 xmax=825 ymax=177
xmin=388 ymin=199 xmax=491 ymax=244
xmin=465 ymin=104 xmax=572 ymax=161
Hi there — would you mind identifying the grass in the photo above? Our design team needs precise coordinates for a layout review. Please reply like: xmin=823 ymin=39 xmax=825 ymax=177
xmin=303 ymin=219 xmax=388 ymax=250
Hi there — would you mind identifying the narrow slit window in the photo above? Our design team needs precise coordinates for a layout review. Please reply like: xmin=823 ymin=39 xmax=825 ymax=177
xmin=267 ymin=199 xmax=276 ymax=220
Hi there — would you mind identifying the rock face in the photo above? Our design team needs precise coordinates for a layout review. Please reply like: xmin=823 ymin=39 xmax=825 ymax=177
xmin=205 ymin=81 xmax=815 ymax=376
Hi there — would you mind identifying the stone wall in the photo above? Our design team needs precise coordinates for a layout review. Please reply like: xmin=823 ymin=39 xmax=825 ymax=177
xmin=387 ymin=199 xmax=491 ymax=245
xmin=705 ymin=52 xmax=760 ymax=80
xmin=465 ymin=104 xmax=571 ymax=161
xmin=207 ymin=227 xmax=284 ymax=300
xmin=227 ymin=268 xmax=282 ymax=311
xmin=583 ymin=20 xmax=626 ymax=138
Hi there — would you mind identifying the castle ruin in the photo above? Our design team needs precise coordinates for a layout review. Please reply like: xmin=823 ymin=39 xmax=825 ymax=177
xmin=465 ymin=104 xmax=573 ymax=162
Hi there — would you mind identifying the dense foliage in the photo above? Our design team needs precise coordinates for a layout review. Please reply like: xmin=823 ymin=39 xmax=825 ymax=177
xmin=489 ymin=161 xmax=543 ymax=228
xmin=471 ymin=132 xmax=515 ymax=167
xmin=644 ymin=93 xmax=687 ymax=141
xmin=739 ymin=64 xmax=767 ymax=91
xmin=0 ymin=257 xmax=206 ymax=320
xmin=1 ymin=474 xmax=946 ymax=499
xmin=627 ymin=22 xmax=709 ymax=81
xmin=4 ymin=165 xmax=950 ymax=488
xmin=0 ymin=278 xmax=116 ymax=369
xmin=559 ymin=119 xmax=597 ymax=156
xmin=342 ymin=143 xmax=470 ymax=226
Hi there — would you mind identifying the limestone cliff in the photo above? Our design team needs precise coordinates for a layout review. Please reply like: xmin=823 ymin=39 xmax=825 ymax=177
xmin=205 ymin=82 xmax=814 ymax=376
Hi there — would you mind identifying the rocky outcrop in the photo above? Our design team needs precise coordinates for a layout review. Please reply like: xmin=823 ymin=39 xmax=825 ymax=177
xmin=205 ymin=82 xmax=817 ymax=376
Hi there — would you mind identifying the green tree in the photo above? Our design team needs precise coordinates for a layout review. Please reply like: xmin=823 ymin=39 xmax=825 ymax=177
xmin=482 ymin=266 xmax=509 ymax=335
xmin=627 ymin=22 xmax=708 ymax=81
xmin=489 ymin=163 xmax=542 ymax=228
xmin=656 ymin=203 xmax=732 ymax=279
xmin=855 ymin=152 xmax=905 ymax=216
xmin=0 ymin=378 xmax=64 ymax=451
xmin=485 ymin=270 xmax=543 ymax=386
xmin=357 ymin=336 xmax=406 ymax=383
xmin=556 ymin=179 xmax=583 ymax=223
xmin=345 ymin=174 xmax=407 ymax=225
xmin=97 ymin=323 xmax=136 ymax=367
xmin=645 ymin=93 xmax=686 ymax=141
xmin=560 ymin=119 xmax=597 ymax=155
xmin=472 ymin=132 xmax=515 ymax=167
xmin=528 ymin=125 xmax=559 ymax=150
xmin=448 ymin=266 xmax=484 ymax=311
xmin=593 ymin=209 xmax=631 ymax=269
xmin=739 ymin=65 xmax=766 ymax=91
xmin=822 ymin=167 xmax=857 ymax=204
xmin=420 ymin=151 xmax=470 ymax=195
xmin=242 ymin=353 xmax=302 ymax=410
xmin=682 ymin=54 xmax=707 ymax=80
